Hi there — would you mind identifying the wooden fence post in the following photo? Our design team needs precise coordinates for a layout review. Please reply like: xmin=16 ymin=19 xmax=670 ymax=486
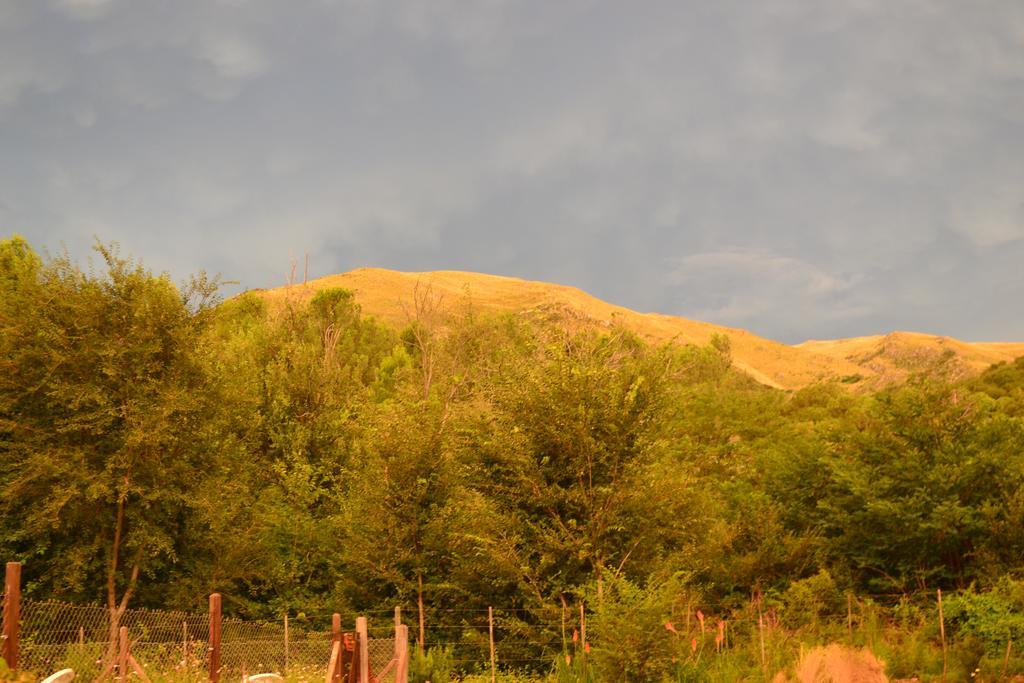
xmin=356 ymin=617 xmax=369 ymax=683
xmin=417 ymin=576 xmax=425 ymax=654
xmin=325 ymin=614 xmax=342 ymax=683
xmin=579 ymin=603 xmax=586 ymax=651
xmin=560 ymin=596 xmax=567 ymax=653
xmin=938 ymin=589 xmax=947 ymax=680
xmin=394 ymin=624 xmax=409 ymax=683
xmin=2 ymin=562 xmax=20 ymax=671
xmin=488 ymin=607 xmax=496 ymax=683
xmin=343 ymin=633 xmax=356 ymax=683
xmin=393 ymin=607 xmax=403 ymax=674
xmin=119 ymin=626 xmax=129 ymax=683
xmin=284 ymin=613 xmax=289 ymax=675
xmin=758 ymin=611 xmax=767 ymax=672
xmin=847 ymin=593 xmax=853 ymax=641
xmin=209 ymin=593 xmax=222 ymax=683
xmin=332 ymin=614 xmax=342 ymax=683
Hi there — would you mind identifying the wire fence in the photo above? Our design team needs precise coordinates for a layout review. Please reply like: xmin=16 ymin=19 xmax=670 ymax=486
xmin=373 ymin=606 xmax=568 ymax=671
xmin=8 ymin=586 xmax=1016 ymax=680
xmin=10 ymin=599 xmax=398 ymax=680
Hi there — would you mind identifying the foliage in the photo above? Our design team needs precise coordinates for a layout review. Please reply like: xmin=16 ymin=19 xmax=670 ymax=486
xmin=588 ymin=573 xmax=689 ymax=681
xmin=0 ymin=658 xmax=35 ymax=683
xmin=0 ymin=237 xmax=216 ymax=610
xmin=3 ymin=234 xmax=1024 ymax=679
xmin=410 ymin=646 xmax=454 ymax=683
xmin=779 ymin=570 xmax=845 ymax=631
xmin=944 ymin=578 xmax=1024 ymax=655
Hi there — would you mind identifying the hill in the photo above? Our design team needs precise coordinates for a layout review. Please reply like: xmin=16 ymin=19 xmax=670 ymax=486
xmin=796 ymin=332 xmax=1024 ymax=389
xmin=250 ymin=268 xmax=1024 ymax=391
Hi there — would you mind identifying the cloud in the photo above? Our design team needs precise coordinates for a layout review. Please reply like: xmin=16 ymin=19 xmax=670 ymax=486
xmin=495 ymin=109 xmax=611 ymax=177
xmin=3 ymin=0 xmax=1024 ymax=344
xmin=0 ymin=11 xmax=66 ymax=109
xmin=950 ymin=184 xmax=1024 ymax=248
xmin=666 ymin=248 xmax=870 ymax=339
xmin=53 ymin=0 xmax=115 ymax=21
xmin=197 ymin=32 xmax=269 ymax=81
xmin=0 ymin=57 xmax=64 ymax=109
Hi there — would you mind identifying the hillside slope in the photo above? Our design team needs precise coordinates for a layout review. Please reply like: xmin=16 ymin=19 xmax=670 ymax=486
xmin=251 ymin=268 xmax=1024 ymax=390
xmin=797 ymin=332 xmax=1024 ymax=388
xmin=252 ymin=268 xmax=866 ymax=390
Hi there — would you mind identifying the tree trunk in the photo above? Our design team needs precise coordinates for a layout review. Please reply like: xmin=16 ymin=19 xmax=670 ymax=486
xmin=103 ymin=492 xmax=141 ymax=670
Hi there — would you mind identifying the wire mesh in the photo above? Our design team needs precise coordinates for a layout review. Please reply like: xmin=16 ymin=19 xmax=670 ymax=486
xmin=7 ymin=599 xmax=411 ymax=681
xmin=11 ymin=600 xmax=346 ymax=680
xmin=16 ymin=599 xmax=213 ymax=679
xmin=366 ymin=636 xmax=396 ymax=683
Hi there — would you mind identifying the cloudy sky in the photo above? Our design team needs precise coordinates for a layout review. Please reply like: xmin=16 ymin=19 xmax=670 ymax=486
xmin=2 ymin=0 xmax=1023 ymax=343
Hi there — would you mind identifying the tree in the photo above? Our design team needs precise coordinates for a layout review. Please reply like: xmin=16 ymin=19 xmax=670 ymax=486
xmin=808 ymin=383 xmax=1024 ymax=591
xmin=0 ymin=238 xmax=217 ymax=651
xmin=465 ymin=326 xmax=711 ymax=606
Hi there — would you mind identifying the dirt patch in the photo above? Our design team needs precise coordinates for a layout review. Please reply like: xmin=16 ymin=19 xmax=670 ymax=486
xmin=774 ymin=644 xmax=888 ymax=683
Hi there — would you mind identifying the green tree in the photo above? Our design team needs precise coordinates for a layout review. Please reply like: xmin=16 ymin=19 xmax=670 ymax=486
xmin=809 ymin=384 xmax=1024 ymax=591
xmin=0 ymin=239 xmax=217 ymax=649
xmin=465 ymin=327 xmax=713 ymax=607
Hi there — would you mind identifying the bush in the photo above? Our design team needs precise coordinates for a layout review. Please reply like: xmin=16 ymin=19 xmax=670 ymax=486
xmin=588 ymin=574 xmax=694 ymax=682
xmin=410 ymin=646 xmax=454 ymax=683
xmin=0 ymin=659 xmax=35 ymax=683
xmin=945 ymin=578 xmax=1024 ymax=655
xmin=780 ymin=570 xmax=845 ymax=630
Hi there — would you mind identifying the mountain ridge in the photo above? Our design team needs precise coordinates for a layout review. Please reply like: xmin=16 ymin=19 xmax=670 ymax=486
xmin=250 ymin=268 xmax=1024 ymax=390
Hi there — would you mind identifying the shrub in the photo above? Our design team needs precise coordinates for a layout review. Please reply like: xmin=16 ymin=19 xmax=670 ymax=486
xmin=780 ymin=570 xmax=845 ymax=630
xmin=410 ymin=646 xmax=454 ymax=683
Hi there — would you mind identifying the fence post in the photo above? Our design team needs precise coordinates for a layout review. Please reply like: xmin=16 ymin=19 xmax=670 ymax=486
xmin=284 ymin=613 xmax=289 ymax=676
xmin=331 ymin=613 xmax=342 ymax=683
xmin=394 ymin=624 xmax=409 ymax=683
xmin=488 ymin=606 xmax=496 ymax=683
xmin=119 ymin=626 xmax=129 ymax=683
xmin=209 ymin=593 xmax=222 ymax=683
xmin=579 ymin=603 xmax=586 ymax=651
xmin=560 ymin=596 xmax=567 ymax=653
xmin=356 ymin=617 xmax=369 ymax=683
xmin=938 ymin=589 xmax=947 ymax=680
xmin=2 ymin=561 xmax=20 ymax=671
xmin=343 ymin=633 xmax=356 ymax=683
xmin=847 ymin=593 xmax=853 ymax=642
xmin=393 ymin=607 xmax=402 ymax=669
xmin=417 ymin=575 xmax=425 ymax=654
xmin=758 ymin=611 xmax=767 ymax=673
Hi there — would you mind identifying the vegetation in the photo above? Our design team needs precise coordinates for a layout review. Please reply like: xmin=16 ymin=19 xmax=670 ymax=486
xmin=2 ymin=235 xmax=1024 ymax=681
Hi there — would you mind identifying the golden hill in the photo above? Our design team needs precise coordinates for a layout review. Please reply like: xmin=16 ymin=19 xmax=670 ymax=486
xmin=251 ymin=268 xmax=1024 ymax=391
xmin=796 ymin=332 xmax=1024 ymax=388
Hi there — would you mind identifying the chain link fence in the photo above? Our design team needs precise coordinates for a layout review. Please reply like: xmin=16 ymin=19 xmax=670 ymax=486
xmin=8 ymin=598 xmax=406 ymax=681
xmin=366 ymin=636 xmax=396 ymax=683
xmin=17 ymin=599 xmax=212 ymax=678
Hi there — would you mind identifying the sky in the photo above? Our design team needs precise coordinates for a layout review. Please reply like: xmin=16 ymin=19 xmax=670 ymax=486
xmin=2 ymin=0 xmax=1023 ymax=344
